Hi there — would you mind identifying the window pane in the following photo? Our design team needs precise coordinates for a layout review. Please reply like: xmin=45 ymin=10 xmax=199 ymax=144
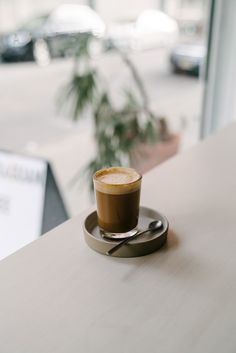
xmin=0 ymin=0 xmax=211 ymax=257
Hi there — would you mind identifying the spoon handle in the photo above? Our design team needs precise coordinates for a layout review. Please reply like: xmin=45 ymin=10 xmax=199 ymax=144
xmin=106 ymin=229 xmax=148 ymax=256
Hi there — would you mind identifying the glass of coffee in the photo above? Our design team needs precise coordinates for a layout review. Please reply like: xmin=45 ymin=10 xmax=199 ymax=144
xmin=93 ymin=167 xmax=142 ymax=240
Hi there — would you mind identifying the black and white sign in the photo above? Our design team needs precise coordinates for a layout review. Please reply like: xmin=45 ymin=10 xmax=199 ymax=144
xmin=0 ymin=151 xmax=68 ymax=260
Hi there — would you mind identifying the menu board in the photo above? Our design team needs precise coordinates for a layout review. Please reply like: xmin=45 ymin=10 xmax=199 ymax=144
xmin=0 ymin=151 xmax=47 ymax=260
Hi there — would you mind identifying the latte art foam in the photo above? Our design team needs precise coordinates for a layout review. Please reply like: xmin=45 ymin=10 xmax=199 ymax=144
xmin=94 ymin=167 xmax=141 ymax=195
xmin=98 ymin=169 xmax=139 ymax=185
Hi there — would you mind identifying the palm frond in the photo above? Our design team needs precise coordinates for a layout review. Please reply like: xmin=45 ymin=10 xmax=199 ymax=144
xmin=58 ymin=34 xmax=166 ymax=192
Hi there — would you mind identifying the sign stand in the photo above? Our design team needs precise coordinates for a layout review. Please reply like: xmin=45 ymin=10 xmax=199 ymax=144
xmin=42 ymin=164 xmax=68 ymax=235
xmin=0 ymin=150 xmax=68 ymax=260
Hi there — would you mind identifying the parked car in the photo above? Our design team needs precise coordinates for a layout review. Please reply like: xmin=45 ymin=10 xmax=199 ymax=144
xmin=170 ymin=42 xmax=206 ymax=76
xmin=105 ymin=9 xmax=179 ymax=51
xmin=0 ymin=4 xmax=105 ymax=66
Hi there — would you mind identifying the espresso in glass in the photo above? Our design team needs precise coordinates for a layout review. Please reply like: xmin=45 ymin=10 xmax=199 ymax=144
xmin=93 ymin=167 xmax=142 ymax=239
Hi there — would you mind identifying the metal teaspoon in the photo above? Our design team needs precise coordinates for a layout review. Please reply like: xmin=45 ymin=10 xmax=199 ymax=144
xmin=106 ymin=220 xmax=163 ymax=256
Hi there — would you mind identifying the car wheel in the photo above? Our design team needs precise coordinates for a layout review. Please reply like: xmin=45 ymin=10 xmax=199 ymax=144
xmin=33 ymin=39 xmax=51 ymax=67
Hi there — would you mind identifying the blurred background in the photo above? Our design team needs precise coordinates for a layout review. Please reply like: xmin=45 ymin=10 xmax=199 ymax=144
xmin=1 ymin=0 xmax=235 ymax=256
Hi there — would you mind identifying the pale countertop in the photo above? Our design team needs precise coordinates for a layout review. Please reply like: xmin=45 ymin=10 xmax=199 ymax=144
xmin=0 ymin=124 xmax=236 ymax=353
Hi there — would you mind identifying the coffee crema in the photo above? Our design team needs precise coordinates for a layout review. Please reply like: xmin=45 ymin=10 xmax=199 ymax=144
xmin=94 ymin=167 xmax=142 ymax=233
xmin=94 ymin=167 xmax=141 ymax=195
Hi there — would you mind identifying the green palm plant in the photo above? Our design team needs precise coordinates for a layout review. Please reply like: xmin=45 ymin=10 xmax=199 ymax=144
xmin=61 ymin=33 xmax=167 ymax=190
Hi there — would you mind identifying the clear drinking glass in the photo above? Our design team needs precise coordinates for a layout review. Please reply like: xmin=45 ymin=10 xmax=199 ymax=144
xmin=93 ymin=167 xmax=142 ymax=240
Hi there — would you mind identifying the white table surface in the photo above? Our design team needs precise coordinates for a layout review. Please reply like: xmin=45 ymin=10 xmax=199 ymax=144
xmin=1 ymin=124 xmax=236 ymax=353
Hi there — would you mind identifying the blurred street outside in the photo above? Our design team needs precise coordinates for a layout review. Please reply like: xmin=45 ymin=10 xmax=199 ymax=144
xmin=0 ymin=47 xmax=203 ymax=215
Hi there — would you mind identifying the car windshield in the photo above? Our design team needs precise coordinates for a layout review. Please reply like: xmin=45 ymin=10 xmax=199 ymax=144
xmin=19 ymin=15 xmax=49 ymax=32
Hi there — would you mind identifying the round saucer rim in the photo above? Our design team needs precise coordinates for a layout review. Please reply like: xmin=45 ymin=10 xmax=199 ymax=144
xmin=83 ymin=206 xmax=169 ymax=245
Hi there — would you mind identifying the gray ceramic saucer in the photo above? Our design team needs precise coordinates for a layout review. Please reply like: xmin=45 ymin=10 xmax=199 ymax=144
xmin=83 ymin=206 xmax=168 ymax=257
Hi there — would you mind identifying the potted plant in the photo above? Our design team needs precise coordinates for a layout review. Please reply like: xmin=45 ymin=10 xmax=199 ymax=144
xmin=61 ymin=33 xmax=179 ymax=189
